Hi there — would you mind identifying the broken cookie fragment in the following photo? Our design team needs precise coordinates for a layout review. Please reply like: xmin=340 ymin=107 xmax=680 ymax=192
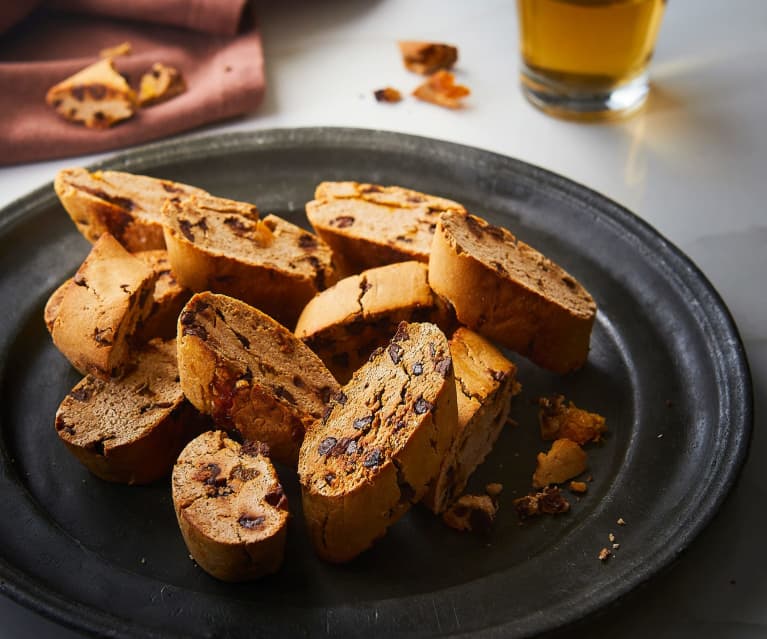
xmin=99 ymin=41 xmax=132 ymax=58
xmin=532 ymin=438 xmax=588 ymax=488
xmin=138 ymin=63 xmax=187 ymax=107
xmin=172 ymin=430 xmax=289 ymax=581
xmin=442 ymin=494 xmax=498 ymax=533
xmin=413 ymin=70 xmax=470 ymax=109
xmin=538 ymin=395 xmax=607 ymax=444
xmin=398 ymin=41 xmax=458 ymax=75
xmin=513 ymin=486 xmax=571 ymax=520
xmin=46 ymin=58 xmax=136 ymax=128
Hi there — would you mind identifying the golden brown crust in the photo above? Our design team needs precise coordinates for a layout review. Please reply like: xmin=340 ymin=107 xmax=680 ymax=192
xmin=50 ymin=233 xmax=157 ymax=379
xmin=172 ymin=431 xmax=289 ymax=581
xmin=54 ymin=167 xmax=206 ymax=251
xmin=298 ymin=321 xmax=458 ymax=562
xmin=163 ymin=194 xmax=336 ymax=328
xmin=428 ymin=210 xmax=597 ymax=373
xmin=306 ymin=181 xmax=465 ymax=276
xmin=176 ymin=292 xmax=339 ymax=466
xmin=54 ymin=339 xmax=207 ymax=484
xmin=423 ymin=328 xmax=520 ymax=513
xmin=46 ymin=58 xmax=136 ymax=128
xmin=295 ymin=261 xmax=455 ymax=383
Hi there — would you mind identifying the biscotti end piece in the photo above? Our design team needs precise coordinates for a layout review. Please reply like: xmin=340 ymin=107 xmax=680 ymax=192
xmin=46 ymin=58 xmax=136 ymax=128
xmin=423 ymin=328 xmax=520 ymax=514
xmin=172 ymin=430 xmax=289 ymax=581
xmin=429 ymin=210 xmax=597 ymax=373
xmin=54 ymin=339 xmax=207 ymax=484
xmin=177 ymin=292 xmax=340 ymax=466
xmin=306 ymin=181 xmax=466 ymax=276
xmin=50 ymin=233 xmax=157 ymax=379
xmin=295 ymin=261 xmax=456 ymax=383
xmin=54 ymin=167 xmax=206 ymax=251
xmin=164 ymin=194 xmax=336 ymax=327
xmin=298 ymin=321 xmax=459 ymax=562
xmin=138 ymin=63 xmax=186 ymax=107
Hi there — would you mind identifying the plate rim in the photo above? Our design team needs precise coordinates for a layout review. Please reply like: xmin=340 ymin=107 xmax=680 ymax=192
xmin=0 ymin=127 xmax=754 ymax=638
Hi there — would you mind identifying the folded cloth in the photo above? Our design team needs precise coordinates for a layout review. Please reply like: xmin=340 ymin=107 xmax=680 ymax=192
xmin=0 ymin=0 xmax=264 ymax=166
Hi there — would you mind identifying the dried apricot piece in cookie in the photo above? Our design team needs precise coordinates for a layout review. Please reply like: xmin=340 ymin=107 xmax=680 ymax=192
xmin=46 ymin=58 xmax=136 ymax=128
xmin=538 ymin=395 xmax=607 ymax=444
xmin=413 ymin=70 xmax=470 ymax=109
xmin=532 ymin=438 xmax=588 ymax=488
xmin=138 ymin=63 xmax=187 ymax=107
xmin=399 ymin=41 xmax=458 ymax=75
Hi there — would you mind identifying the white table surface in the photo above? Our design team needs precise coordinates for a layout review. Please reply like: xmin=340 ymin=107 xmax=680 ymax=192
xmin=1 ymin=0 xmax=765 ymax=636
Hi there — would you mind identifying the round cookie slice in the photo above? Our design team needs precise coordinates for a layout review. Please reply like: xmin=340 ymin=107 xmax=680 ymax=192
xmin=172 ymin=430 xmax=289 ymax=582
xmin=298 ymin=321 xmax=458 ymax=563
xmin=428 ymin=210 xmax=597 ymax=373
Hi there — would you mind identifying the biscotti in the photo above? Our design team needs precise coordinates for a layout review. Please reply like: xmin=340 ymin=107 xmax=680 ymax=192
xmin=295 ymin=261 xmax=455 ymax=383
xmin=163 ymin=194 xmax=337 ymax=328
xmin=54 ymin=339 xmax=207 ymax=484
xmin=298 ymin=321 xmax=458 ymax=563
xmin=50 ymin=233 xmax=157 ymax=378
xmin=54 ymin=167 xmax=207 ymax=251
xmin=46 ymin=58 xmax=136 ymax=128
xmin=176 ymin=292 xmax=340 ymax=466
xmin=134 ymin=250 xmax=191 ymax=341
xmin=423 ymin=328 xmax=520 ymax=514
xmin=428 ymin=210 xmax=597 ymax=373
xmin=172 ymin=430 xmax=289 ymax=581
xmin=306 ymin=181 xmax=465 ymax=276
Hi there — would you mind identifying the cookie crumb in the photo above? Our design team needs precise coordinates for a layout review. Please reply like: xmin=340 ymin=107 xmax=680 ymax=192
xmin=413 ymin=70 xmax=470 ymax=109
xmin=513 ymin=486 xmax=570 ymax=520
xmin=398 ymin=41 xmax=458 ymax=75
xmin=442 ymin=494 xmax=498 ymax=533
xmin=617 ymin=517 xmax=626 ymax=526
xmin=485 ymin=482 xmax=503 ymax=497
xmin=532 ymin=438 xmax=587 ymax=488
xmin=608 ymin=532 xmax=616 ymax=543
xmin=373 ymin=87 xmax=402 ymax=103
xmin=598 ymin=547 xmax=612 ymax=561
xmin=612 ymin=543 xmax=620 ymax=550
xmin=569 ymin=480 xmax=587 ymax=494
xmin=537 ymin=394 xmax=607 ymax=444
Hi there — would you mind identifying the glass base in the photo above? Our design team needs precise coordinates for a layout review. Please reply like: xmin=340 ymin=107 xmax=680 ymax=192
xmin=520 ymin=66 xmax=649 ymax=122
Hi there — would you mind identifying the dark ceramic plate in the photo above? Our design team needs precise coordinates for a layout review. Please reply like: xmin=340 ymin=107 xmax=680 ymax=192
xmin=0 ymin=128 xmax=752 ymax=638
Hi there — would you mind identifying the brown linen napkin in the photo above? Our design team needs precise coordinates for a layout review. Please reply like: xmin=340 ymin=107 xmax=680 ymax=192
xmin=0 ymin=0 xmax=264 ymax=166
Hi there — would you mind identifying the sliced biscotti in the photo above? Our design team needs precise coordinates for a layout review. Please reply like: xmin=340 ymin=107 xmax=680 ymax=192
xmin=295 ymin=261 xmax=455 ymax=383
xmin=423 ymin=328 xmax=520 ymax=514
xmin=298 ymin=321 xmax=458 ymax=563
xmin=306 ymin=181 xmax=466 ymax=276
xmin=133 ymin=250 xmax=191 ymax=341
xmin=429 ymin=210 xmax=597 ymax=373
xmin=54 ymin=167 xmax=207 ymax=251
xmin=54 ymin=339 xmax=207 ymax=484
xmin=50 ymin=233 xmax=157 ymax=379
xmin=177 ymin=292 xmax=340 ymax=466
xmin=164 ymin=194 xmax=337 ymax=328
xmin=172 ymin=430 xmax=289 ymax=581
